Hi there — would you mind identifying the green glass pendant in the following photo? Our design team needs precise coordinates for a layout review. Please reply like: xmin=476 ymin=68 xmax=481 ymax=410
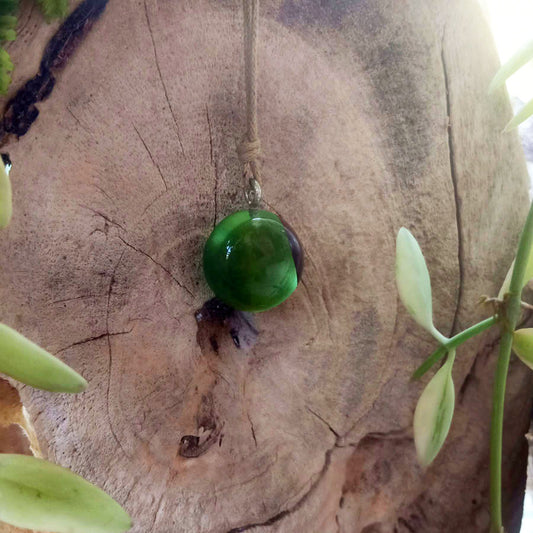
xmin=203 ymin=209 xmax=301 ymax=312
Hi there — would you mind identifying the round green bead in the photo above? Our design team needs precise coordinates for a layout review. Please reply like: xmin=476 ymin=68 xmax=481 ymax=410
xmin=203 ymin=209 xmax=298 ymax=312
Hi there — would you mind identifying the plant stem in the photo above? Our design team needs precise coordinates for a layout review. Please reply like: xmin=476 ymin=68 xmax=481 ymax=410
xmin=412 ymin=315 xmax=499 ymax=380
xmin=490 ymin=200 xmax=533 ymax=533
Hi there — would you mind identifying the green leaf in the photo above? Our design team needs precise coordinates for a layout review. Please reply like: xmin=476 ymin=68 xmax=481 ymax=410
xmin=0 ymin=454 xmax=132 ymax=533
xmin=0 ymin=27 xmax=15 ymax=40
xmin=489 ymin=40 xmax=533 ymax=94
xmin=395 ymin=227 xmax=447 ymax=343
xmin=498 ymin=262 xmax=513 ymax=299
xmin=0 ymin=4 xmax=18 ymax=95
xmin=0 ymin=3 xmax=18 ymax=95
xmin=0 ymin=15 xmax=17 ymax=29
xmin=413 ymin=350 xmax=456 ymax=467
xmin=512 ymin=328 xmax=533 ymax=370
xmin=0 ymin=157 xmax=12 ymax=227
xmin=503 ymin=97 xmax=533 ymax=132
xmin=0 ymin=0 xmax=18 ymax=17
xmin=498 ymin=245 xmax=533 ymax=299
xmin=0 ymin=46 xmax=13 ymax=95
xmin=0 ymin=323 xmax=87 ymax=392
xmin=36 ymin=0 xmax=68 ymax=20
xmin=0 ymin=8 xmax=16 ymax=41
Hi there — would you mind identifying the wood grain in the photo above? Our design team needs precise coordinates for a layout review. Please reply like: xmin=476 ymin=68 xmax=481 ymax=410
xmin=0 ymin=1 xmax=531 ymax=531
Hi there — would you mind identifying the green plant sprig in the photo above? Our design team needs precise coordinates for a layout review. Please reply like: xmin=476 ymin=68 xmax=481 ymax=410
xmin=396 ymin=228 xmax=503 ymax=467
xmin=412 ymin=315 xmax=499 ymax=380
xmin=489 ymin=40 xmax=533 ymax=131
xmin=396 ymin=210 xmax=533 ymax=532
xmin=489 ymin=200 xmax=533 ymax=532
xmin=36 ymin=0 xmax=68 ymax=21
xmin=0 ymin=0 xmax=18 ymax=94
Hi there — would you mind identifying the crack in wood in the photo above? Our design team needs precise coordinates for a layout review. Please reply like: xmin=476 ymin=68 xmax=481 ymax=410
xmin=66 ymin=105 xmax=85 ymax=130
xmin=306 ymin=405 xmax=340 ymax=439
xmin=214 ymin=455 xmax=280 ymax=495
xmin=80 ymin=204 xmax=126 ymax=232
xmin=441 ymin=29 xmax=464 ymax=337
xmin=227 ymin=447 xmax=334 ymax=532
xmin=206 ymin=104 xmax=219 ymax=229
xmin=119 ymin=236 xmax=194 ymax=298
xmin=143 ymin=0 xmax=186 ymax=157
xmin=55 ymin=329 xmax=132 ymax=354
xmin=247 ymin=412 xmax=258 ymax=447
xmin=397 ymin=516 xmax=416 ymax=532
xmin=93 ymin=184 xmax=116 ymax=205
xmin=206 ymin=105 xmax=214 ymax=166
xmin=132 ymin=124 xmax=169 ymax=191
xmin=140 ymin=189 xmax=168 ymax=219
xmin=105 ymin=250 xmax=130 ymax=458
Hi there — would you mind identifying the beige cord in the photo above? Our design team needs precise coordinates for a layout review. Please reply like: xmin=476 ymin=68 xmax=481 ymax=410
xmin=238 ymin=0 xmax=262 ymax=207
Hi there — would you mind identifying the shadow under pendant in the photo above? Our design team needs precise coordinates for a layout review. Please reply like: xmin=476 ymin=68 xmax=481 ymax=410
xmin=203 ymin=209 xmax=303 ymax=312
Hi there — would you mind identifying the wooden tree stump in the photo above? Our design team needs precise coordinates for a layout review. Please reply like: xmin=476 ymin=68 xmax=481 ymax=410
xmin=0 ymin=1 xmax=532 ymax=531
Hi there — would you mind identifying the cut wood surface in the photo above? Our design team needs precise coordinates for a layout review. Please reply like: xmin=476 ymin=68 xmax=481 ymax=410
xmin=0 ymin=1 xmax=532 ymax=532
